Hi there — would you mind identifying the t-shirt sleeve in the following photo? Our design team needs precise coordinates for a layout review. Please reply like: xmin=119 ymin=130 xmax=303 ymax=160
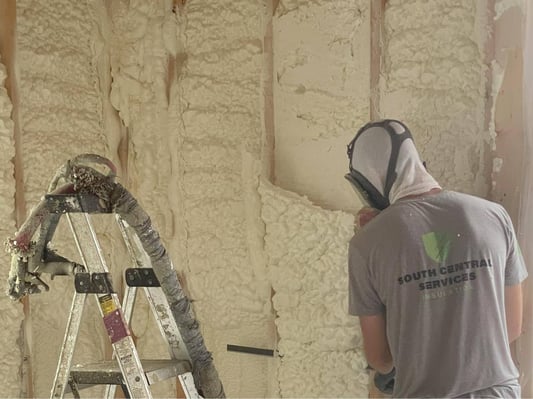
xmin=502 ymin=209 xmax=528 ymax=286
xmin=348 ymin=241 xmax=385 ymax=316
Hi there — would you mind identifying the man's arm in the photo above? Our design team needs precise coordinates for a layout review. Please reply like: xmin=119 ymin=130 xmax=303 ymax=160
xmin=505 ymin=283 xmax=524 ymax=343
xmin=359 ymin=313 xmax=394 ymax=374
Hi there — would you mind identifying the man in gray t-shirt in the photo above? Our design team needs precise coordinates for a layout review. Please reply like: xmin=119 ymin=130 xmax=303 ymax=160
xmin=345 ymin=120 xmax=527 ymax=398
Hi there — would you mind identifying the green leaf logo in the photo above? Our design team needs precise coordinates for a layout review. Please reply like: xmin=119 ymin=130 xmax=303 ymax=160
xmin=422 ymin=232 xmax=453 ymax=264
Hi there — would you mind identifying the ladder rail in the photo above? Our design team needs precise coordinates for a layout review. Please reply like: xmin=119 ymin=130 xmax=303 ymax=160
xmin=50 ymin=292 xmax=87 ymax=398
xmin=65 ymin=213 xmax=153 ymax=399
xmin=104 ymin=215 xmax=192 ymax=399
xmin=116 ymin=216 xmax=190 ymax=361
xmin=103 ymin=283 xmax=138 ymax=399
xmin=103 ymin=216 xmax=139 ymax=399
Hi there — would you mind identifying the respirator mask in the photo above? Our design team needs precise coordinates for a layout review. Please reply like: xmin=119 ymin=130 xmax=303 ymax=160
xmin=345 ymin=120 xmax=414 ymax=210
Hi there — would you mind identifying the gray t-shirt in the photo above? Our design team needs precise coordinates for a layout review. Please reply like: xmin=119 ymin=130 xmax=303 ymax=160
xmin=348 ymin=191 xmax=528 ymax=398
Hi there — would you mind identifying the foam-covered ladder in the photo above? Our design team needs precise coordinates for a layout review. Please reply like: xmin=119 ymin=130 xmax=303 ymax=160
xmin=48 ymin=194 xmax=197 ymax=399
xmin=7 ymin=155 xmax=224 ymax=398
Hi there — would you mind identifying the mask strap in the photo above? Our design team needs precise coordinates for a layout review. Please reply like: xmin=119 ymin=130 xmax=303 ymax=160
xmin=380 ymin=120 xmax=413 ymax=199
xmin=346 ymin=119 xmax=414 ymax=206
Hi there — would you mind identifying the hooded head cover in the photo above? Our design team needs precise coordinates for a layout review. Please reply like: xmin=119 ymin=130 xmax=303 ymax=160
xmin=345 ymin=119 xmax=441 ymax=210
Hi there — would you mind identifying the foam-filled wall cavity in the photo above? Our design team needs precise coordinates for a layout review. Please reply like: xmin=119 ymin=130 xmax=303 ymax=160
xmin=93 ymin=0 xmax=277 ymax=397
xmin=259 ymin=180 xmax=367 ymax=397
xmin=381 ymin=0 xmax=492 ymax=196
xmin=179 ymin=2 xmax=276 ymax=396
xmin=2 ymin=0 xmax=500 ymax=398
xmin=16 ymin=0 xmax=107 ymax=396
xmin=0 ymin=58 xmax=24 ymax=399
xmin=273 ymin=0 xmax=371 ymax=213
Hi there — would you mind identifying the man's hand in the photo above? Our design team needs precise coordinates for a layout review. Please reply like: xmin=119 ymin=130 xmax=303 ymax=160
xmin=357 ymin=207 xmax=381 ymax=228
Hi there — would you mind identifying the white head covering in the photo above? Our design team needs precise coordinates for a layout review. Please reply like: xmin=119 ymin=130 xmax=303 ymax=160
xmin=348 ymin=120 xmax=441 ymax=206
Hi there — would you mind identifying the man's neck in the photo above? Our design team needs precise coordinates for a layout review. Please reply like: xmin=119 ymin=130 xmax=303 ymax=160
xmin=399 ymin=187 xmax=442 ymax=201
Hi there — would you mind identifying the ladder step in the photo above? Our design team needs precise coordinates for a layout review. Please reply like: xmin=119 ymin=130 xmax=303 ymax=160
xmin=69 ymin=359 xmax=191 ymax=387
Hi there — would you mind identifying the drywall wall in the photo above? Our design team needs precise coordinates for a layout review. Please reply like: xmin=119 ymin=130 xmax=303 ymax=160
xmin=381 ymin=0 xmax=492 ymax=196
xmin=273 ymin=0 xmax=370 ymax=213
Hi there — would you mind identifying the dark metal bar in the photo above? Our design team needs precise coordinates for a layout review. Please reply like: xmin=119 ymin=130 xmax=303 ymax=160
xmin=226 ymin=344 xmax=274 ymax=357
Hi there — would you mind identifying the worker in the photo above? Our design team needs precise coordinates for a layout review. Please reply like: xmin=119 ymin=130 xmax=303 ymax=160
xmin=345 ymin=119 xmax=527 ymax=398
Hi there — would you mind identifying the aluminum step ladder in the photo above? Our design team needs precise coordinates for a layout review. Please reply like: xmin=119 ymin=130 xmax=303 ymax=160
xmin=49 ymin=199 xmax=197 ymax=399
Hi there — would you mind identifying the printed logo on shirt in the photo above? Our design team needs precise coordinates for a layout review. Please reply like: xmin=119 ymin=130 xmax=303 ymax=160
xmin=422 ymin=232 xmax=453 ymax=263
xmin=396 ymin=231 xmax=494 ymax=301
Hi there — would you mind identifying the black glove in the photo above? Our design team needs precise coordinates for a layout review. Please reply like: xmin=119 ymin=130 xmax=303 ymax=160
xmin=374 ymin=368 xmax=395 ymax=395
